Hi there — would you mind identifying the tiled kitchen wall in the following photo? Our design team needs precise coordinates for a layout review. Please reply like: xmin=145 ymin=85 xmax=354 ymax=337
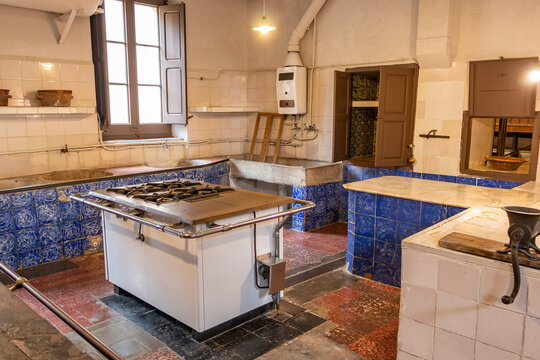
xmin=0 ymin=59 xmax=96 ymax=107
xmin=0 ymin=162 xmax=229 ymax=270
xmin=398 ymin=247 xmax=540 ymax=360
xmin=346 ymin=191 xmax=465 ymax=287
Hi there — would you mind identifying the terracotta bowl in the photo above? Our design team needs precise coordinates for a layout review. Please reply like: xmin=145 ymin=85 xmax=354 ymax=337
xmin=486 ymin=156 xmax=528 ymax=171
xmin=0 ymin=89 xmax=11 ymax=106
xmin=36 ymin=90 xmax=73 ymax=107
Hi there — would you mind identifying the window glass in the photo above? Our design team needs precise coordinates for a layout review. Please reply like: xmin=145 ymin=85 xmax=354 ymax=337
xmin=109 ymin=85 xmax=130 ymax=124
xmin=136 ymin=46 xmax=161 ymax=85
xmin=104 ymin=0 xmax=125 ymax=42
xmin=135 ymin=4 xmax=159 ymax=46
xmin=138 ymin=86 xmax=162 ymax=124
xmin=106 ymin=43 xmax=128 ymax=84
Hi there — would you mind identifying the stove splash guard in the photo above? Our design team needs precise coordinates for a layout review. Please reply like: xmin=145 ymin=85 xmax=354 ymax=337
xmin=497 ymin=206 xmax=540 ymax=304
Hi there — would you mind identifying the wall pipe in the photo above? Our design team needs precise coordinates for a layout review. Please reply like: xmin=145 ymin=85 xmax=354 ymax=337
xmin=284 ymin=0 xmax=327 ymax=66
xmin=0 ymin=261 xmax=123 ymax=360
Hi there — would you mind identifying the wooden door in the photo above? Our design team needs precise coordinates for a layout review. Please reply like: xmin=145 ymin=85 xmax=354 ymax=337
xmin=375 ymin=65 xmax=418 ymax=167
xmin=333 ymin=71 xmax=351 ymax=161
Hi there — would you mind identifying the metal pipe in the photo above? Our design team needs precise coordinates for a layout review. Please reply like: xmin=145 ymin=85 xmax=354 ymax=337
xmin=70 ymin=195 xmax=315 ymax=239
xmin=0 ymin=262 xmax=123 ymax=360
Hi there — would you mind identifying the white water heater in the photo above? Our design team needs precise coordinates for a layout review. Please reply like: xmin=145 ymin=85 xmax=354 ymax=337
xmin=276 ymin=66 xmax=307 ymax=114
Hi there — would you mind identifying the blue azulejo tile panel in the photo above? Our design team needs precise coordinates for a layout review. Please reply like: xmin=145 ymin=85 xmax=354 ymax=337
xmin=19 ymin=249 xmax=41 ymax=268
xmin=477 ymin=178 xmax=498 ymax=188
xmin=10 ymin=191 xmax=35 ymax=209
xmin=39 ymin=225 xmax=62 ymax=246
xmin=12 ymin=208 xmax=37 ymax=230
xmin=0 ymin=211 xmax=14 ymax=234
xmin=37 ymin=203 xmax=60 ymax=226
xmin=0 ymin=253 xmax=17 ymax=270
xmin=42 ymin=245 xmax=62 ymax=263
xmin=16 ymin=228 xmax=39 ymax=250
xmin=0 ymin=233 xmax=16 ymax=255
xmin=63 ymin=239 xmax=84 ymax=258
xmin=82 ymin=218 xmax=102 ymax=237
xmin=0 ymin=194 xmax=10 ymax=210
xmin=61 ymin=220 xmax=82 ymax=241
xmin=347 ymin=189 xmax=469 ymax=288
xmin=35 ymin=188 xmax=57 ymax=205
xmin=292 ymin=181 xmax=342 ymax=232
xmin=59 ymin=201 xmax=80 ymax=222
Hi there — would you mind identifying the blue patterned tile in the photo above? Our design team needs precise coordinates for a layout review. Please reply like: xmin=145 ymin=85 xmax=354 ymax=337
xmin=498 ymin=181 xmax=522 ymax=189
xmin=164 ymin=172 xmax=179 ymax=181
xmin=63 ymin=239 xmax=84 ymax=258
xmin=18 ymin=249 xmax=41 ymax=268
xmin=373 ymin=263 xmax=399 ymax=287
xmin=477 ymin=178 xmax=498 ymax=188
xmin=292 ymin=186 xmax=306 ymax=200
xmin=98 ymin=180 xmax=116 ymax=190
xmin=305 ymin=186 xmax=317 ymax=201
xmin=375 ymin=218 xmax=397 ymax=242
xmin=397 ymin=198 xmax=421 ymax=224
xmin=446 ymin=206 xmax=466 ymax=218
xmin=37 ymin=203 xmax=60 ymax=226
xmin=346 ymin=251 xmax=353 ymax=271
xmin=313 ymin=201 xmax=326 ymax=216
xmin=439 ymin=175 xmax=457 ymax=183
xmin=35 ymin=188 xmax=57 ymax=205
xmin=0 ymin=233 xmax=16 ymax=255
xmin=16 ymin=228 xmax=39 ymax=250
xmin=394 ymin=170 xmax=412 ymax=178
xmin=42 ymin=245 xmax=62 ymax=263
xmin=59 ymin=201 xmax=80 ymax=222
xmin=347 ymin=232 xmax=354 ymax=254
xmin=342 ymin=166 xmax=349 ymax=183
xmin=82 ymin=218 xmax=102 ymax=237
xmin=10 ymin=191 xmax=35 ymax=209
xmin=375 ymin=168 xmax=394 ymax=177
xmin=193 ymin=171 xmax=205 ymax=181
xmin=0 ymin=194 xmax=10 ymax=210
xmin=347 ymin=166 xmax=364 ymax=182
xmin=392 ymin=245 xmax=402 ymax=268
xmin=421 ymin=173 xmax=439 ymax=181
xmin=412 ymin=172 xmax=422 ymax=179
xmin=352 ymin=257 xmax=374 ymax=276
xmin=376 ymin=195 xmax=397 ymax=220
xmin=39 ymin=225 xmax=62 ymax=246
xmin=292 ymin=217 xmax=305 ymax=231
xmin=79 ymin=182 xmax=98 ymax=193
xmin=62 ymin=221 xmax=82 ymax=241
xmin=361 ymin=167 xmax=376 ymax=180
xmin=420 ymin=202 xmax=446 ymax=227
xmin=81 ymin=203 xmax=100 ymax=219
xmin=12 ymin=208 xmax=37 ymax=230
xmin=457 ymin=176 xmax=476 ymax=185
xmin=339 ymin=208 xmax=348 ymax=222
xmin=133 ymin=175 xmax=150 ymax=184
xmin=354 ymin=215 xmax=375 ymax=238
xmin=355 ymin=192 xmax=375 ymax=215
xmin=397 ymin=222 xmax=420 ymax=241
xmin=179 ymin=170 xmax=194 ymax=180
xmin=304 ymin=217 xmax=316 ymax=231
xmin=374 ymin=240 xmax=396 ymax=265
xmin=148 ymin=173 xmax=165 ymax=182
xmin=0 ymin=211 xmax=14 ymax=234
xmin=85 ymin=235 xmax=103 ymax=252
xmin=0 ymin=254 xmax=18 ymax=270
xmin=114 ymin=177 xmax=133 ymax=187
xmin=354 ymin=235 xmax=374 ymax=260
xmin=57 ymin=185 xmax=80 ymax=201
xmin=348 ymin=210 xmax=355 ymax=223
xmin=348 ymin=192 xmax=355 ymax=212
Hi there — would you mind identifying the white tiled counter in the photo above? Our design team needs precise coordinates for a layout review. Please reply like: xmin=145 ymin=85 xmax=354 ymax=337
xmin=398 ymin=206 xmax=540 ymax=360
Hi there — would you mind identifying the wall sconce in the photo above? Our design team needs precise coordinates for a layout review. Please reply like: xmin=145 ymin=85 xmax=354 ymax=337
xmin=253 ymin=0 xmax=275 ymax=34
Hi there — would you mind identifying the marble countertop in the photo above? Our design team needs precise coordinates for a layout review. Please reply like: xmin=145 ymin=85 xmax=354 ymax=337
xmin=343 ymin=176 xmax=540 ymax=209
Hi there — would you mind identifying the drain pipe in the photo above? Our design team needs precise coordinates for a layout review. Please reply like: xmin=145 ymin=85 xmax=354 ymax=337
xmin=284 ymin=0 xmax=327 ymax=67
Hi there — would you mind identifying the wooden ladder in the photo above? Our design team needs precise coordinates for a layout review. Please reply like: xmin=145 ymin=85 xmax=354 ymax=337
xmin=248 ymin=112 xmax=285 ymax=163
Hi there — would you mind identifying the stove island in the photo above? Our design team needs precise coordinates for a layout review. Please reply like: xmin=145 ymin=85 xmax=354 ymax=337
xmin=71 ymin=180 xmax=313 ymax=340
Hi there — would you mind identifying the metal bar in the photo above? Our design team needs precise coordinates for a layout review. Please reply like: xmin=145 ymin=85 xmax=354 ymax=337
xmin=70 ymin=195 xmax=315 ymax=239
xmin=0 ymin=262 xmax=123 ymax=360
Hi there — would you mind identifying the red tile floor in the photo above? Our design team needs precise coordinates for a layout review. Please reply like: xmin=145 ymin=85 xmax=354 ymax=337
xmin=283 ymin=222 xmax=348 ymax=271
xmin=11 ymin=223 xmax=399 ymax=360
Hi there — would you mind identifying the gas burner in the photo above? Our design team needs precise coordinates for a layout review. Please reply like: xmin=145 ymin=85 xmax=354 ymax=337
xmin=106 ymin=180 xmax=234 ymax=205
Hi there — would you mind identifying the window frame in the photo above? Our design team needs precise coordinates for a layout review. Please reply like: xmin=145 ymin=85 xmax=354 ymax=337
xmin=92 ymin=0 xmax=172 ymax=140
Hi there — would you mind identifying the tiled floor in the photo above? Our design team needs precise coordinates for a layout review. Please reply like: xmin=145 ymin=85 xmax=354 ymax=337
xmin=9 ymin=226 xmax=399 ymax=360
xmin=283 ymin=222 xmax=347 ymax=272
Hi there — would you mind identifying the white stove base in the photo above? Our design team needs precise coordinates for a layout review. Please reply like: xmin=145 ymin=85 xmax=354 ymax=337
xmin=102 ymin=208 xmax=281 ymax=332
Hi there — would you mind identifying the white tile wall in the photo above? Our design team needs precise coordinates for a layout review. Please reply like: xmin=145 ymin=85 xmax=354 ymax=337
xmin=400 ymin=244 xmax=540 ymax=360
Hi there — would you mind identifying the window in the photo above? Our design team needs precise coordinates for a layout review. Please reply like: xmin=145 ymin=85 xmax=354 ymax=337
xmin=91 ymin=0 xmax=187 ymax=140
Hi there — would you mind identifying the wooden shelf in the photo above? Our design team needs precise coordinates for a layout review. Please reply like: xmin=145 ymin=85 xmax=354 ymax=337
xmin=189 ymin=106 xmax=261 ymax=114
xmin=0 ymin=106 xmax=96 ymax=115
xmin=352 ymin=100 xmax=379 ymax=108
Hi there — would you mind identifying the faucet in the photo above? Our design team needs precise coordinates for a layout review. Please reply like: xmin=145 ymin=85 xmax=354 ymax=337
xmin=60 ymin=144 xmax=69 ymax=153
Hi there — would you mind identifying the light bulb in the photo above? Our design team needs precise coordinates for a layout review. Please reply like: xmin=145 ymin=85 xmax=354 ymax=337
xmin=529 ymin=70 xmax=540 ymax=82
xmin=253 ymin=22 xmax=276 ymax=34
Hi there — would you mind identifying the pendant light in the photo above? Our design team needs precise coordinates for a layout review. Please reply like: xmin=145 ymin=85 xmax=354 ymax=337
xmin=253 ymin=0 xmax=275 ymax=34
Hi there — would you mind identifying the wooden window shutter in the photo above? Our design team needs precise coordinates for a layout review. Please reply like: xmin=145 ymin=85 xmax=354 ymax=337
xmin=333 ymin=71 xmax=352 ymax=161
xmin=159 ymin=4 xmax=187 ymax=124
xmin=375 ymin=65 xmax=418 ymax=167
